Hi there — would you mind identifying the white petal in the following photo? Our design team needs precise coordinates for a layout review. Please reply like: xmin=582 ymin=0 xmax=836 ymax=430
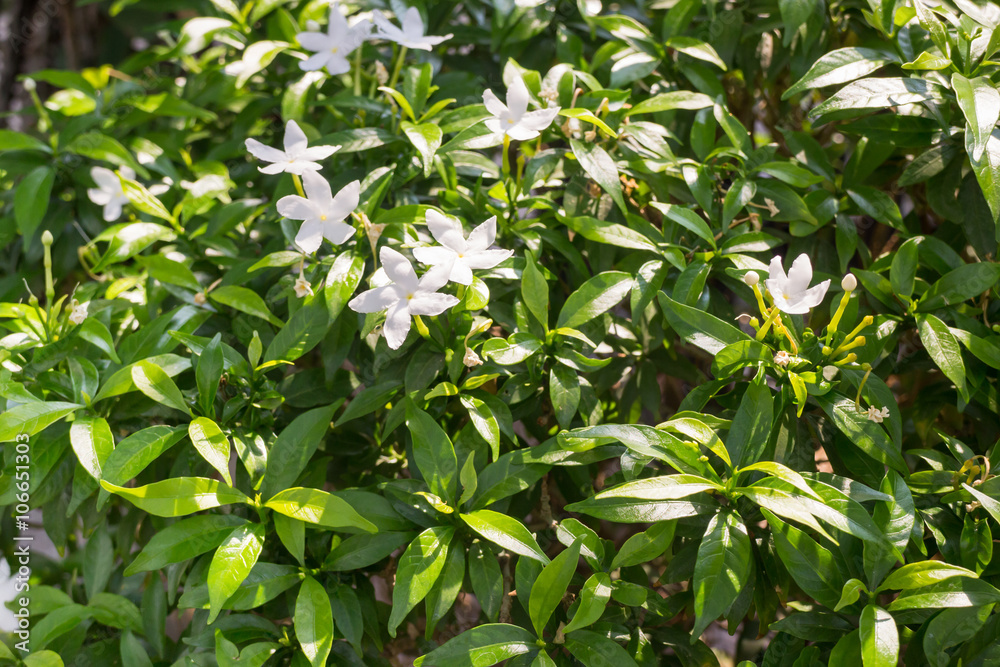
xmin=518 ymin=107 xmax=560 ymax=132
xmin=349 ymin=285 xmax=398 ymax=313
xmin=380 ymin=246 xmax=418 ymax=291
xmin=409 ymin=292 xmax=460 ymax=316
xmin=91 ymin=167 xmax=119 ymax=190
xmin=449 ymin=261 xmax=474 ymax=286
xmin=330 ymin=180 xmax=360 ymax=221
xmin=323 ymin=220 xmax=355 ymax=245
xmin=119 ymin=166 xmax=136 ymax=181
xmin=298 ymin=144 xmax=340 ymax=162
xmin=425 ymin=209 xmax=466 ymax=251
xmin=506 ymin=74 xmax=530 ymax=119
xmin=259 ymin=162 xmax=291 ymax=175
xmin=301 ymin=171 xmax=334 ymax=209
xmin=296 ymin=31 xmax=331 ymax=52
xmin=764 ymin=255 xmax=787 ymax=297
xmin=87 ymin=188 xmax=112 ymax=205
xmin=382 ymin=301 xmax=412 ymax=349
xmin=284 ymin=160 xmax=323 ymax=175
xmin=800 ymin=280 xmax=831 ymax=310
xmin=300 ymin=52 xmax=332 ymax=72
xmin=465 ymin=215 xmax=497 ymax=250
xmin=412 ymin=245 xmax=458 ymax=267
xmin=103 ymin=201 xmax=123 ymax=222
xmin=283 ymin=120 xmax=308 ymax=155
xmin=295 ymin=219 xmax=324 ymax=254
xmin=484 ymin=118 xmax=504 ymax=135
xmin=505 ymin=124 xmax=541 ymax=142
xmin=786 ymin=254 xmax=814 ymax=296
xmin=324 ymin=53 xmax=353 ymax=75
xmin=402 ymin=7 xmax=424 ymax=36
xmin=417 ymin=261 xmax=454 ymax=293
xmin=482 ymin=89 xmax=507 ymax=117
xmin=463 ymin=248 xmax=513 ymax=270
xmin=245 ymin=137 xmax=286 ymax=163
xmin=276 ymin=194 xmax=314 ymax=221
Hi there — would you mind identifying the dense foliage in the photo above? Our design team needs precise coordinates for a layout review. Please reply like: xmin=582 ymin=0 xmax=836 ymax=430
xmin=2 ymin=0 xmax=1000 ymax=665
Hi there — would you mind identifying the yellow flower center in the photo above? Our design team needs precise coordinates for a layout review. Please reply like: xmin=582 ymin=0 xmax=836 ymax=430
xmin=507 ymin=118 xmax=514 ymax=124
xmin=320 ymin=215 xmax=327 ymax=221
xmin=330 ymin=47 xmax=339 ymax=54
xmin=407 ymin=293 xmax=414 ymax=301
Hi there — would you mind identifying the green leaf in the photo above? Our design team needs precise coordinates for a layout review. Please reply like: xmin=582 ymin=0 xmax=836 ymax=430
xmin=406 ymin=400 xmax=459 ymax=505
xmin=963 ymin=484 xmax=1000 ymax=525
xmin=649 ymin=202 xmax=716 ymax=249
xmin=815 ymin=397 xmax=906 ymax=472
xmin=124 ymin=514 xmax=247 ymax=576
xmin=658 ymin=292 xmax=748 ymax=355
xmin=529 ymin=539 xmax=581 ymax=635
xmin=325 ymin=532 xmax=414 ymax=571
xmin=889 ymin=238 xmax=919 ymax=299
xmin=888 ymin=578 xmax=1000 ymax=611
xmin=295 ymin=576 xmax=334 ymax=667
xmin=403 ymin=122 xmax=443 ymax=176
xmin=460 ymin=510 xmax=549 ymax=562
xmin=953 ymin=73 xmax=1000 ymax=161
xmin=99 ymin=424 xmax=186 ymax=493
xmin=91 ymin=222 xmax=175 ymax=272
xmin=627 ymin=90 xmax=713 ymax=115
xmin=188 ymin=417 xmax=232 ymax=486
xmin=521 ymin=252 xmax=550 ymax=330
xmin=65 ymin=132 xmax=144 ymax=174
xmin=412 ymin=624 xmax=537 ymax=667
xmin=557 ymin=108 xmax=616 ymax=137
xmin=77 ymin=318 xmax=121 ymax=363
xmin=783 ymin=48 xmax=895 ymax=99
xmin=969 ymin=128 xmax=1000 ymax=222
xmin=691 ymin=510 xmax=752 ymax=642
xmin=610 ymin=522 xmax=675 ymax=570
xmin=15 ymin=166 xmax=55 ymax=239
xmin=208 ymin=523 xmax=265 ymax=623
xmin=131 ymin=360 xmax=191 ymax=415
xmin=879 ymin=561 xmax=978 ymax=592
xmin=556 ymin=271 xmax=632 ymax=329
xmin=121 ymin=176 xmax=174 ymax=223
xmin=917 ymin=262 xmax=1000 ymax=311
xmin=847 ymin=187 xmax=903 ymax=230
xmin=560 ymin=423 xmax=706 ymax=474
xmin=763 ymin=509 xmax=842 ymax=608
xmin=727 ymin=373 xmax=773 ymax=468
xmin=325 ymin=250 xmax=365 ymax=320
xmin=0 ymin=129 xmax=50 ymax=152
xmin=209 ymin=286 xmax=283 ymax=327
xmin=564 ymin=629 xmax=641 ymax=667
xmin=563 ymin=572 xmax=612 ymax=633
xmin=664 ymin=36 xmax=726 ymax=70
xmin=197 ymin=333 xmax=224 ymax=417
xmin=259 ymin=403 xmax=338 ymax=499
xmin=560 ymin=214 xmax=657 ymax=251
xmin=140 ymin=255 xmax=201 ymax=292
xmin=570 ymin=138 xmax=627 ymax=214
xmin=388 ymin=526 xmax=454 ymax=637
xmin=263 ymin=301 xmax=329 ymax=363
xmin=836 ymin=578 xmax=870 ymax=611
xmin=468 ymin=541 xmax=504 ymax=622
xmin=120 ymin=629 xmax=153 ymax=667
xmin=0 ymin=401 xmax=81 ymax=443
xmin=565 ymin=476 xmax=720 ymax=523
xmin=549 ymin=365 xmax=580 ymax=430
xmin=811 ymin=78 xmax=944 ymax=118
xmin=100 ymin=477 xmax=249 ymax=517
xmin=69 ymin=416 xmax=114 ymax=480
xmin=916 ymin=314 xmax=967 ymax=399
xmin=264 ymin=487 xmax=377 ymax=533
xmin=860 ymin=605 xmax=898 ymax=667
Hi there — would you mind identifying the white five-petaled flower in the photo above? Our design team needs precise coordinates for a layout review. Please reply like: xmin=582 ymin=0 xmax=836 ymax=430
xmin=294 ymin=276 xmax=314 ymax=298
xmin=866 ymin=406 xmax=890 ymax=424
xmin=765 ymin=254 xmax=831 ymax=315
xmin=245 ymin=120 xmax=339 ymax=175
xmin=773 ymin=351 xmax=790 ymax=367
xmin=412 ymin=210 xmax=513 ymax=285
xmin=296 ymin=4 xmax=372 ymax=74
xmin=68 ymin=300 xmax=88 ymax=325
xmin=483 ymin=74 xmax=561 ymax=141
xmin=372 ymin=7 xmax=452 ymax=51
xmin=88 ymin=166 xmax=133 ymax=221
xmin=348 ymin=247 xmax=459 ymax=349
xmin=276 ymin=173 xmax=359 ymax=254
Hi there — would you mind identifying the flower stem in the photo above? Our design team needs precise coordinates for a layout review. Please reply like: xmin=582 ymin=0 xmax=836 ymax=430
xmin=855 ymin=365 xmax=872 ymax=412
xmin=825 ymin=291 xmax=852 ymax=345
xmin=353 ymin=46 xmax=363 ymax=96
xmin=501 ymin=133 xmax=511 ymax=180
xmin=755 ymin=307 xmax=781 ymax=341
xmin=388 ymin=45 xmax=407 ymax=91
xmin=830 ymin=316 xmax=873 ymax=357
xmin=413 ymin=314 xmax=430 ymax=339
xmin=292 ymin=174 xmax=305 ymax=198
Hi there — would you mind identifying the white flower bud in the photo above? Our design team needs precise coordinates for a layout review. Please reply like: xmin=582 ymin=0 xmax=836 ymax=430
xmin=375 ymin=60 xmax=389 ymax=86
xmin=773 ymin=350 xmax=790 ymax=367
xmin=841 ymin=273 xmax=857 ymax=291
xmin=194 ymin=292 xmax=207 ymax=306
xmin=294 ymin=277 xmax=314 ymax=299
xmin=463 ymin=347 xmax=483 ymax=368
xmin=23 ymin=78 xmax=36 ymax=92
xmin=743 ymin=271 xmax=759 ymax=287
xmin=68 ymin=301 xmax=88 ymax=325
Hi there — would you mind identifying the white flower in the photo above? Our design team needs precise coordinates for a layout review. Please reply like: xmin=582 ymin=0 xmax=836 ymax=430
xmin=866 ymin=406 xmax=890 ymax=424
xmin=276 ymin=173 xmax=359 ymax=254
xmin=348 ymin=247 xmax=459 ymax=349
xmin=194 ymin=292 xmax=207 ymax=306
xmin=463 ymin=346 xmax=483 ymax=367
xmin=841 ymin=273 xmax=857 ymax=291
xmin=822 ymin=365 xmax=839 ymax=381
xmin=411 ymin=211 xmax=513 ymax=285
xmin=773 ymin=351 xmax=790 ymax=367
xmin=372 ymin=7 xmax=452 ymax=51
xmin=68 ymin=301 xmax=88 ymax=325
xmin=483 ymin=74 xmax=561 ymax=141
xmin=87 ymin=166 xmax=134 ymax=222
xmin=296 ymin=4 xmax=372 ymax=74
xmin=765 ymin=254 xmax=831 ymax=315
xmin=245 ymin=120 xmax=339 ymax=175
xmin=294 ymin=276 xmax=314 ymax=298
xmin=743 ymin=271 xmax=760 ymax=287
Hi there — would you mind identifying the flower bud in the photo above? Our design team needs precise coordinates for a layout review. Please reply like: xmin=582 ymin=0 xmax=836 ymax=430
xmin=41 ymin=230 xmax=53 ymax=246
xmin=23 ymin=78 xmax=36 ymax=92
xmin=841 ymin=273 xmax=857 ymax=291
xmin=463 ymin=347 xmax=483 ymax=368
xmin=743 ymin=271 xmax=759 ymax=287
xmin=375 ymin=61 xmax=389 ymax=86
xmin=194 ymin=292 xmax=207 ymax=306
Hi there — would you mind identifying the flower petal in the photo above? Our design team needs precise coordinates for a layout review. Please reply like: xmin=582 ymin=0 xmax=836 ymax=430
xmin=324 ymin=53 xmax=353 ymax=75
xmin=402 ymin=7 xmax=424 ymax=37
xmin=296 ymin=31 xmax=331 ymax=52
xmin=800 ymin=279 xmax=831 ymax=310
xmin=298 ymin=144 xmax=340 ymax=162
xmin=463 ymin=248 xmax=513 ymax=270
xmin=301 ymin=171 xmax=334 ymax=209
xmin=413 ymin=245 xmax=457 ymax=267
xmin=465 ymin=215 xmax=497 ymax=250
xmin=518 ymin=107 xmax=560 ymax=132
xmin=505 ymin=124 xmax=540 ymax=141
xmin=786 ymin=254 xmax=814 ymax=296
xmin=349 ymin=285 xmax=397 ymax=313
xmin=276 ymin=194 xmax=314 ymax=221
xmin=91 ymin=166 xmax=119 ymax=190
xmin=300 ymin=52 xmax=332 ymax=72
xmin=323 ymin=220 xmax=355 ymax=246
xmin=483 ymin=89 xmax=507 ymax=117
xmin=87 ymin=188 xmax=112 ymax=205
xmin=283 ymin=120 xmax=308 ymax=155
xmin=448 ymin=261 xmax=474 ymax=285
xmin=260 ymin=162 xmax=291 ymax=175
xmin=382 ymin=300 xmax=412 ymax=349
xmin=330 ymin=180 xmax=360 ymax=221
xmin=295 ymin=219 xmax=324 ymax=254
xmin=103 ymin=200 xmax=123 ymax=222
xmin=425 ymin=209 xmax=466 ymax=250
xmin=506 ymin=74 xmax=530 ymax=120
xmin=409 ymin=292 xmax=460 ymax=316
xmin=764 ymin=255 xmax=788 ymax=297
xmin=417 ymin=261 xmax=454 ymax=293
xmin=380 ymin=246 xmax=418 ymax=291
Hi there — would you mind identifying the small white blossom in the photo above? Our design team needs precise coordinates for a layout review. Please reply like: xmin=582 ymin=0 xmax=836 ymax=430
xmin=245 ymin=120 xmax=339 ymax=175
xmin=412 ymin=211 xmax=513 ymax=285
xmin=773 ymin=351 xmax=790 ymax=367
xmin=372 ymin=7 xmax=452 ymax=51
xmin=294 ymin=276 xmax=314 ymax=298
xmin=348 ymin=247 xmax=458 ymax=349
xmin=68 ymin=301 xmax=88 ymax=325
xmin=463 ymin=346 xmax=483 ymax=367
xmin=866 ymin=405 xmax=890 ymax=424
xmin=483 ymin=74 xmax=561 ymax=141
xmin=87 ymin=166 xmax=134 ymax=222
xmin=194 ymin=292 xmax=207 ymax=305
xmin=841 ymin=273 xmax=857 ymax=291
xmin=375 ymin=60 xmax=389 ymax=85
xmin=296 ymin=4 xmax=372 ymax=74
xmin=822 ymin=365 xmax=839 ymax=381
xmin=277 ymin=173 xmax=359 ymax=254
xmin=765 ymin=254 xmax=831 ymax=315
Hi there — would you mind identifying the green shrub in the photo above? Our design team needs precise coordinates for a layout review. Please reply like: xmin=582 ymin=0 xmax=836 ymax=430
xmin=2 ymin=1 xmax=1000 ymax=665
